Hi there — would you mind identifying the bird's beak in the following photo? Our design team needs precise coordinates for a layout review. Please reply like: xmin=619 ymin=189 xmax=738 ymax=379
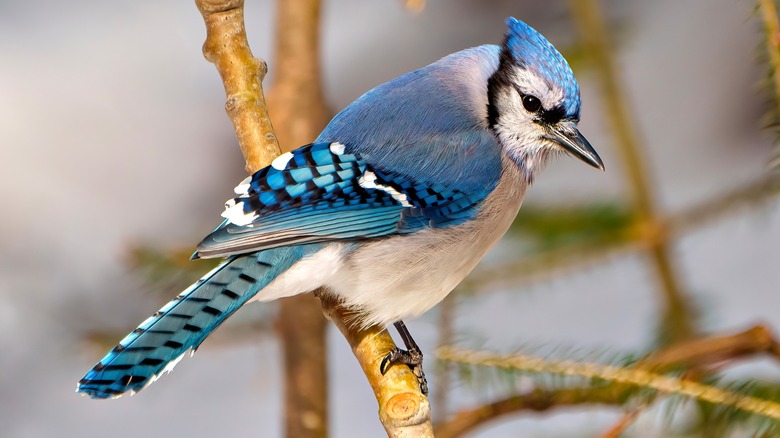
xmin=545 ymin=123 xmax=605 ymax=171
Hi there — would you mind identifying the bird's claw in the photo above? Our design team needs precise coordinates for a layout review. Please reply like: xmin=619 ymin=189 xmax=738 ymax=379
xmin=379 ymin=347 xmax=428 ymax=395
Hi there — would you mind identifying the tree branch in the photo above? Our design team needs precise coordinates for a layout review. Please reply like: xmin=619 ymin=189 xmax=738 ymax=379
xmin=263 ymin=1 xmax=330 ymax=436
xmin=194 ymin=1 xmax=431 ymax=436
xmin=434 ymin=325 xmax=780 ymax=437
xmin=196 ymin=0 xmax=280 ymax=173
xmin=320 ymin=295 xmax=434 ymax=437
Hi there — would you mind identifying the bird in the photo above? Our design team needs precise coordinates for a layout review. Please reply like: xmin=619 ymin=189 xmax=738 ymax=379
xmin=78 ymin=17 xmax=603 ymax=399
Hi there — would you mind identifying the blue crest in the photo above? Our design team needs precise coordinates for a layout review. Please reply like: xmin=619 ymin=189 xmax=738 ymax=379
xmin=504 ymin=17 xmax=580 ymax=118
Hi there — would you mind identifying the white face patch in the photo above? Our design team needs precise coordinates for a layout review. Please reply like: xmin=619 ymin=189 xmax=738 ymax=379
xmin=493 ymin=119 xmax=553 ymax=181
xmin=271 ymin=151 xmax=294 ymax=170
xmin=511 ymin=66 xmax=565 ymax=111
xmin=329 ymin=142 xmax=346 ymax=155
xmin=233 ymin=175 xmax=252 ymax=195
xmin=358 ymin=170 xmax=412 ymax=207
xmin=491 ymin=66 xmax=572 ymax=182
xmin=491 ymin=86 xmax=558 ymax=182
xmin=221 ymin=199 xmax=258 ymax=226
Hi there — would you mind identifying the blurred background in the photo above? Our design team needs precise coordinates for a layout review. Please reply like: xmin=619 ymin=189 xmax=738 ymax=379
xmin=1 ymin=0 xmax=778 ymax=436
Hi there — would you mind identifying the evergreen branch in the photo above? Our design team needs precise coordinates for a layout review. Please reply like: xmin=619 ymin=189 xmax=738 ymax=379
xmin=439 ymin=347 xmax=780 ymax=418
xmin=667 ymin=173 xmax=780 ymax=236
xmin=435 ymin=325 xmax=780 ymax=437
xmin=466 ymin=172 xmax=779 ymax=294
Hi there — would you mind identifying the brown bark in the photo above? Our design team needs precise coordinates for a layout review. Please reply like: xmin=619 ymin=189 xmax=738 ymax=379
xmin=196 ymin=0 xmax=281 ymax=174
xmin=321 ymin=295 xmax=434 ymax=438
xmin=195 ymin=1 xmax=432 ymax=436
xmin=266 ymin=0 xmax=329 ymax=153
xmin=265 ymin=1 xmax=432 ymax=436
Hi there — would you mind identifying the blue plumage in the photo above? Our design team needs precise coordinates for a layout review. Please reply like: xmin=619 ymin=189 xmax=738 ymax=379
xmin=78 ymin=17 xmax=603 ymax=399
xmin=195 ymin=141 xmax=493 ymax=258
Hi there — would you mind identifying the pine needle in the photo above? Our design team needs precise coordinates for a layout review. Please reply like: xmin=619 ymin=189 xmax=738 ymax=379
xmin=438 ymin=347 xmax=780 ymax=421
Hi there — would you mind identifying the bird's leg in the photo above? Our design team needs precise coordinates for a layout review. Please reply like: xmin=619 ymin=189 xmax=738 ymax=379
xmin=380 ymin=320 xmax=428 ymax=395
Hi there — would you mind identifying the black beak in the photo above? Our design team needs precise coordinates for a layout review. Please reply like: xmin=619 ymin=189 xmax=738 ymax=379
xmin=544 ymin=124 xmax=605 ymax=171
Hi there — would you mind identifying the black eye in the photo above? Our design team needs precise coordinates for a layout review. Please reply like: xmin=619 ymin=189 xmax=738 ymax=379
xmin=522 ymin=95 xmax=542 ymax=113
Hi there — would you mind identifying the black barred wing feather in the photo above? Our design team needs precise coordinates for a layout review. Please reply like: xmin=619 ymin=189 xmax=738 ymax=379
xmin=195 ymin=142 xmax=489 ymax=259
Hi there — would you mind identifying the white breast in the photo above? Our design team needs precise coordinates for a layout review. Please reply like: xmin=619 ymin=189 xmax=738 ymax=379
xmin=327 ymin=160 xmax=527 ymax=328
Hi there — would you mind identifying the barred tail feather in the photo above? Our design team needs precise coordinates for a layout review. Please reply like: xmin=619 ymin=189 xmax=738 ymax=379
xmin=78 ymin=245 xmax=320 ymax=399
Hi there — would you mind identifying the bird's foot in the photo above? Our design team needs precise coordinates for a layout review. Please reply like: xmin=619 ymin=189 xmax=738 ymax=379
xmin=379 ymin=347 xmax=428 ymax=396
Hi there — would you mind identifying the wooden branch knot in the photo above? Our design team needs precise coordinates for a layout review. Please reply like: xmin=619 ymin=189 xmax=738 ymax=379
xmin=384 ymin=392 xmax=429 ymax=424
xmin=225 ymin=92 xmax=258 ymax=113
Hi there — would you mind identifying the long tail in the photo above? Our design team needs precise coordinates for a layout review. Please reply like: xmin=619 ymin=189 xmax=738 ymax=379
xmin=78 ymin=246 xmax=316 ymax=399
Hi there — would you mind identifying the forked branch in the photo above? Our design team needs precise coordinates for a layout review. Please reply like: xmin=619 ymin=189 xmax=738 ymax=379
xmin=193 ymin=1 xmax=431 ymax=436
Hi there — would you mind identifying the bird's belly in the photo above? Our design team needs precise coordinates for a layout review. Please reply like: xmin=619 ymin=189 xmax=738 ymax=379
xmin=327 ymin=169 xmax=526 ymax=328
xmin=329 ymin=233 xmax=481 ymax=328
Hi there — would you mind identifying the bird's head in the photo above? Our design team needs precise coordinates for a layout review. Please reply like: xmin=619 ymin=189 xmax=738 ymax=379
xmin=487 ymin=17 xmax=604 ymax=181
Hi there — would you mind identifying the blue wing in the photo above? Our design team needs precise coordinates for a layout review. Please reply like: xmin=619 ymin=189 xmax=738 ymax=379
xmin=194 ymin=141 xmax=499 ymax=259
xmin=197 ymin=49 xmax=507 ymax=259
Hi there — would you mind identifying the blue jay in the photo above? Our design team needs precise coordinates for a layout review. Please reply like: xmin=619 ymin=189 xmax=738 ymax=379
xmin=78 ymin=17 xmax=603 ymax=399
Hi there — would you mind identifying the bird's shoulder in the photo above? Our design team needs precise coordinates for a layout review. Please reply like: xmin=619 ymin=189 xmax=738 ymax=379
xmin=316 ymin=44 xmax=504 ymax=196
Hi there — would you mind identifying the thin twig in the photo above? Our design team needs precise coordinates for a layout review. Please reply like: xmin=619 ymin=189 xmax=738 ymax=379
xmin=434 ymin=293 xmax=458 ymax=420
xmin=569 ymin=0 xmax=696 ymax=343
xmin=600 ymin=407 xmax=643 ymax=438
xmin=668 ymin=174 xmax=780 ymax=235
xmin=466 ymin=173 xmax=779 ymax=294
xmin=434 ymin=386 xmax=627 ymax=438
xmin=640 ymin=325 xmax=780 ymax=370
